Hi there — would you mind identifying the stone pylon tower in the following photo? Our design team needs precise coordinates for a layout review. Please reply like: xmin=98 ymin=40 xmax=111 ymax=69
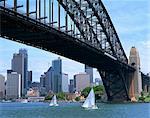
xmin=129 ymin=47 xmax=142 ymax=100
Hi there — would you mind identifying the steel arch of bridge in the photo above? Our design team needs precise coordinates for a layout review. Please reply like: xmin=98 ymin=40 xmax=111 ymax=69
xmin=58 ymin=0 xmax=128 ymax=64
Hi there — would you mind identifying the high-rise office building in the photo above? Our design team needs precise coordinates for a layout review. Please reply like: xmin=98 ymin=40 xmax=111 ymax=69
xmin=74 ymin=73 xmax=90 ymax=92
xmin=62 ymin=73 xmax=69 ymax=93
xmin=28 ymin=71 xmax=32 ymax=88
xmin=11 ymin=49 xmax=28 ymax=96
xmin=40 ymin=74 xmax=46 ymax=88
xmin=69 ymin=79 xmax=74 ymax=93
xmin=41 ymin=57 xmax=63 ymax=93
xmin=129 ymin=47 xmax=142 ymax=98
xmin=40 ymin=74 xmax=47 ymax=96
xmin=85 ymin=65 xmax=93 ymax=84
xmin=52 ymin=57 xmax=62 ymax=93
xmin=0 ymin=74 xmax=5 ymax=99
xmin=45 ymin=67 xmax=54 ymax=92
xmin=6 ymin=70 xmax=21 ymax=99
xmin=19 ymin=49 xmax=28 ymax=90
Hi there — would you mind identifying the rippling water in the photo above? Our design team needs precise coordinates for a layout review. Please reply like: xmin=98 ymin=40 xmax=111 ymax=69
xmin=0 ymin=102 xmax=149 ymax=118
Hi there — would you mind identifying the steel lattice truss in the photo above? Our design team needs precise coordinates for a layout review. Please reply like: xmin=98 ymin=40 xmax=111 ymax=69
xmin=0 ymin=0 xmax=128 ymax=64
xmin=58 ymin=0 xmax=128 ymax=64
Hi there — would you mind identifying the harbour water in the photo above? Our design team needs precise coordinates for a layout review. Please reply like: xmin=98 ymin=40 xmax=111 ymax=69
xmin=0 ymin=102 xmax=149 ymax=118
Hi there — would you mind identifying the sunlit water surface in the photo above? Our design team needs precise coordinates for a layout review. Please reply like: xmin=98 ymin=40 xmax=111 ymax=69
xmin=0 ymin=102 xmax=149 ymax=118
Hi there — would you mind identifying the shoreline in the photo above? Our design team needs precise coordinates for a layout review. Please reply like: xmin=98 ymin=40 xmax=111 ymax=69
xmin=0 ymin=99 xmax=150 ymax=104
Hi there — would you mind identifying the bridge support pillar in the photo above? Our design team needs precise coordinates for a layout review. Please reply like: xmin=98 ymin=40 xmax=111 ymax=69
xmin=129 ymin=47 xmax=142 ymax=101
xmin=128 ymin=72 xmax=137 ymax=102
xmin=98 ymin=68 xmax=130 ymax=102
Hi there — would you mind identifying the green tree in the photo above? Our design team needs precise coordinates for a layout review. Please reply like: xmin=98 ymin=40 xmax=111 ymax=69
xmin=56 ymin=92 xmax=66 ymax=100
xmin=81 ymin=87 xmax=91 ymax=98
xmin=45 ymin=95 xmax=53 ymax=101
xmin=94 ymin=85 xmax=104 ymax=100
xmin=75 ymin=97 xmax=80 ymax=101
xmin=81 ymin=85 xmax=105 ymax=100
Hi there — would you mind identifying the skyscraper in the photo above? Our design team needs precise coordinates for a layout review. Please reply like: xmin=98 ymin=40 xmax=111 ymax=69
xmin=85 ymin=65 xmax=93 ymax=84
xmin=129 ymin=47 xmax=142 ymax=98
xmin=74 ymin=73 xmax=90 ymax=92
xmin=52 ymin=57 xmax=62 ymax=93
xmin=19 ymin=49 xmax=28 ymax=90
xmin=11 ymin=49 xmax=28 ymax=96
xmin=40 ymin=58 xmax=63 ymax=93
xmin=6 ymin=70 xmax=21 ymax=99
xmin=69 ymin=79 xmax=74 ymax=93
xmin=40 ymin=74 xmax=46 ymax=88
xmin=62 ymin=73 xmax=69 ymax=93
xmin=28 ymin=71 xmax=32 ymax=88
xmin=45 ymin=67 xmax=54 ymax=92
xmin=0 ymin=74 xmax=5 ymax=99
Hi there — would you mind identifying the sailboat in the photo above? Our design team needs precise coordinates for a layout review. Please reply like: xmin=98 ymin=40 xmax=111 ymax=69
xmin=49 ymin=95 xmax=59 ymax=106
xmin=82 ymin=88 xmax=98 ymax=109
xmin=21 ymin=99 xmax=28 ymax=104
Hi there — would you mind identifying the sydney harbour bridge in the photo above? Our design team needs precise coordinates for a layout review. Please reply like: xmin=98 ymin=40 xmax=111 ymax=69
xmin=0 ymin=0 xmax=143 ymax=101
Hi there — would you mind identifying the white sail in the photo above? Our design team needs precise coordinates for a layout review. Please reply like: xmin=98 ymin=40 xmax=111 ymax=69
xmin=82 ymin=88 xmax=98 ymax=109
xmin=53 ymin=95 xmax=57 ymax=105
xmin=49 ymin=95 xmax=59 ymax=106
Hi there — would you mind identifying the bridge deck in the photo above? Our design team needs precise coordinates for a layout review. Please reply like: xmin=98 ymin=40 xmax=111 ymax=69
xmin=0 ymin=6 xmax=134 ymax=72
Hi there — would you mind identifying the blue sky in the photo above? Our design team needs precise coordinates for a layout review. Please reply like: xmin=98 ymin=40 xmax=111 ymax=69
xmin=0 ymin=0 xmax=150 ymax=81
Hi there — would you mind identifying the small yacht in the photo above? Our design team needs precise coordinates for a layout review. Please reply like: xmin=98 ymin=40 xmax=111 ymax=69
xmin=49 ymin=95 xmax=59 ymax=106
xmin=82 ymin=88 xmax=98 ymax=109
xmin=21 ymin=99 xmax=28 ymax=104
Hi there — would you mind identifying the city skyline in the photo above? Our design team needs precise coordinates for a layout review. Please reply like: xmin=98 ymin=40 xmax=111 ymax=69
xmin=0 ymin=0 xmax=150 ymax=82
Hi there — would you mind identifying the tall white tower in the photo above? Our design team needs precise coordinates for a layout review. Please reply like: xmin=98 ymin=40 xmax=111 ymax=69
xmin=129 ymin=47 xmax=142 ymax=98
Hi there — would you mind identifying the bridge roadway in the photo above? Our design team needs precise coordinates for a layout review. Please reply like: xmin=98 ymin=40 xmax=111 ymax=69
xmin=0 ymin=6 xmax=135 ymax=101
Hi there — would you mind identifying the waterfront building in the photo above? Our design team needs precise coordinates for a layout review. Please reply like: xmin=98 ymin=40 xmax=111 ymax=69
xmin=74 ymin=73 xmax=90 ymax=92
xmin=11 ymin=49 xmax=28 ymax=96
xmin=85 ymin=65 xmax=93 ymax=84
xmin=27 ymin=88 xmax=40 ymax=97
xmin=62 ymin=73 xmax=69 ymax=93
xmin=0 ymin=74 xmax=5 ymax=99
xmin=6 ymin=70 xmax=21 ymax=99
xmin=69 ymin=79 xmax=74 ymax=93
xmin=66 ymin=93 xmax=76 ymax=101
xmin=28 ymin=97 xmax=45 ymax=102
xmin=129 ymin=47 xmax=142 ymax=98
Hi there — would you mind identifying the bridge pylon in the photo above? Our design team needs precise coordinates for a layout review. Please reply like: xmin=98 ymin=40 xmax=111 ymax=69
xmin=129 ymin=47 xmax=142 ymax=101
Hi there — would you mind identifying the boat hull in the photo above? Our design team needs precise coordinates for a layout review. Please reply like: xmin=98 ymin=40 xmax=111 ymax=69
xmin=49 ymin=104 xmax=59 ymax=107
xmin=82 ymin=105 xmax=98 ymax=110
